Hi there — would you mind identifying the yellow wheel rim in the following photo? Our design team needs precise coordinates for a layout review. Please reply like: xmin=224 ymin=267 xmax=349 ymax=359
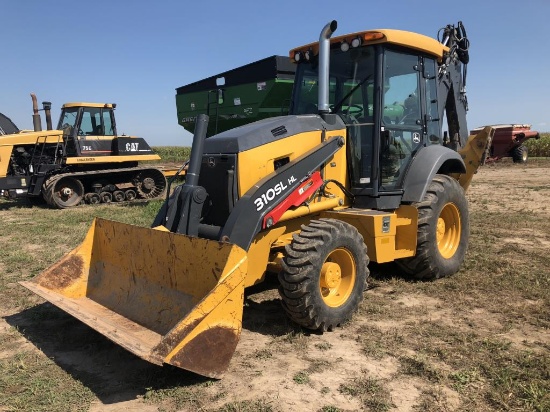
xmin=320 ymin=248 xmax=356 ymax=307
xmin=437 ymin=202 xmax=461 ymax=259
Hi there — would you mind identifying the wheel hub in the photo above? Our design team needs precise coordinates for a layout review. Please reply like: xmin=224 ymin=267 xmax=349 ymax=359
xmin=321 ymin=262 xmax=342 ymax=289
xmin=436 ymin=217 xmax=446 ymax=243
xmin=142 ymin=177 xmax=155 ymax=190
xmin=61 ymin=187 xmax=73 ymax=197
xmin=319 ymin=248 xmax=357 ymax=308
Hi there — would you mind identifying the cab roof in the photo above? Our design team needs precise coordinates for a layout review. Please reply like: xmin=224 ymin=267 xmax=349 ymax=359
xmin=290 ymin=29 xmax=448 ymax=61
xmin=62 ymin=102 xmax=116 ymax=109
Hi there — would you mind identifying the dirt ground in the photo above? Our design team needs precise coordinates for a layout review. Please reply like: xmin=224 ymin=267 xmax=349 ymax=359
xmin=1 ymin=161 xmax=549 ymax=411
xmin=210 ymin=161 xmax=550 ymax=411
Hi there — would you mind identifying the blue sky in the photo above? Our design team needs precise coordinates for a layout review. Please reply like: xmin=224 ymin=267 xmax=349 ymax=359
xmin=1 ymin=0 xmax=548 ymax=146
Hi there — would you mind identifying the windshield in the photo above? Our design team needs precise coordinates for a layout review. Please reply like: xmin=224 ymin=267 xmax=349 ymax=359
xmin=291 ymin=46 xmax=376 ymax=118
xmin=57 ymin=108 xmax=79 ymax=131
xmin=291 ymin=46 xmax=377 ymax=188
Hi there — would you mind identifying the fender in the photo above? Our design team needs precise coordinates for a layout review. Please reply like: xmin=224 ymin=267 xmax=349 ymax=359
xmin=401 ymin=145 xmax=465 ymax=203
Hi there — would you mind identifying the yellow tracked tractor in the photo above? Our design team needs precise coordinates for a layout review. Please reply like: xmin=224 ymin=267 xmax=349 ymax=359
xmin=21 ymin=21 xmax=493 ymax=378
xmin=0 ymin=96 xmax=170 ymax=207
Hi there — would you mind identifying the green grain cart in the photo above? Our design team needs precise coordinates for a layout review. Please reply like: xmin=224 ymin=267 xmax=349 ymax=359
xmin=175 ymin=55 xmax=296 ymax=136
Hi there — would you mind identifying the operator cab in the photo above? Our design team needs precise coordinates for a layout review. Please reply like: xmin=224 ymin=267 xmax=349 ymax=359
xmin=290 ymin=36 xmax=441 ymax=209
xmin=57 ymin=103 xmax=117 ymax=156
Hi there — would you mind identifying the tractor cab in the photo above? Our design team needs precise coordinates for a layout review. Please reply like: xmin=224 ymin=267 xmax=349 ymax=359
xmin=57 ymin=103 xmax=117 ymax=156
xmin=290 ymin=30 xmax=443 ymax=209
xmin=56 ymin=103 xmax=154 ymax=158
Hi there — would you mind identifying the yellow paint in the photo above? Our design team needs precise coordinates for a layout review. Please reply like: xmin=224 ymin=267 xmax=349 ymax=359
xmin=62 ymin=102 xmax=115 ymax=109
xmin=452 ymin=126 xmax=495 ymax=191
xmin=437 ymin=202 xmax=461 ymax=259
xmin=320 ymin=247 xmax=356 ymax=307
xmin=291 ymin=29 xmax=448 ymax=62
xmin=0 ymin=146 xmax=13 ymax=177
xmin=321 ymin=205 xmax=417 ymax=263
xmin=244 ymin=226 xmax=286 ymax=287
xmin=21 ymin=218 xmax=249 ymax=378
xmin=65 ymin=154 xmax=160 ymax=164
xmin=237 ymin=127 xmax=346 ymax=197
xmin=0 ymin=130 xmax=64 ymax=146
xmin=277 ymin=197 xmax=342 ymax=223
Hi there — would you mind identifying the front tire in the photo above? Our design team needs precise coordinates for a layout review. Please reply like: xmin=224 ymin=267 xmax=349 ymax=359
xmin=279 ymin=218 xmax=369 ymax=331
xmin=397 ymin=174 xmax=468 ymax=280
xmin=512 ymin=145 xmax=528 ymax=163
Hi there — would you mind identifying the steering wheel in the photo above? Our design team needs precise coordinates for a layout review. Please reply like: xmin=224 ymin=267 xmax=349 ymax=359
xmin=345 ymin=104 xmax=363 ymax=116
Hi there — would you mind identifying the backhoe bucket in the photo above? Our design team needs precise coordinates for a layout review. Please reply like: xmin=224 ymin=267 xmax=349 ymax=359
xmin=454 ymin=125 xmax=495 ymax=191
xmin=20 ymin=218 xmax=248 ymax=379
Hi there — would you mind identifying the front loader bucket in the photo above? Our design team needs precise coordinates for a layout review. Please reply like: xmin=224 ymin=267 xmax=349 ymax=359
xmin=20 ymin=218 xmax=248 ymax=379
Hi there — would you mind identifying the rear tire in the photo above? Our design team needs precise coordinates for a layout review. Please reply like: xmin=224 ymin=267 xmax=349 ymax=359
xmin=512 ymin=145 xmax=528 ymax=163
xmin=396 ymin=174 xmax=468 ymax=280
xmin=44 ymin=176 xmax=84 ymax=209
xmin=279 ymin=218 xmax=369 ymax=331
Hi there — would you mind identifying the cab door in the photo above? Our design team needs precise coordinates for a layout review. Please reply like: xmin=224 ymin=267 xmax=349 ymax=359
xmin=379 ymin=50 xmax=423 ymax=191
xmin=76 ymin=107 xmax=116 ymax=156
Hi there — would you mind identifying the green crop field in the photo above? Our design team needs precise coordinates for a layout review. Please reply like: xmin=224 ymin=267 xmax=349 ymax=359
xmin=525 ymin=132 xmax=550 ymax=157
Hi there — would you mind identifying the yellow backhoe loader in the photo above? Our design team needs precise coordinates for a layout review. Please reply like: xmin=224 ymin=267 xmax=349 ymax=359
xmin=21 ymin=20 xmax=493 ymax=378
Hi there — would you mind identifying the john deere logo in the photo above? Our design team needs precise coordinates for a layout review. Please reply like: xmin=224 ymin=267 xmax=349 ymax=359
xmin=208 ymin=157 xmax=216 ymax=167
xmin=413 ymin=133 xmax=421 ymax=144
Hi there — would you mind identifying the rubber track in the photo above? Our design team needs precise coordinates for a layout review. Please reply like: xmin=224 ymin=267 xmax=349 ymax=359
xmin=42 ymin=166 xmax=167 ymax=208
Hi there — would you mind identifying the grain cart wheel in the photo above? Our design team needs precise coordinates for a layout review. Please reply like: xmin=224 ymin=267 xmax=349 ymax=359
xmin=44 ymin=176 xmax=84 ymax=209
xmin=279 ymin=218 xmax=369 ymax=331
xmin=512 ymin=145 xmax=528 ymax=163
xmin=397 ymin=174 xmax=468 ymax=280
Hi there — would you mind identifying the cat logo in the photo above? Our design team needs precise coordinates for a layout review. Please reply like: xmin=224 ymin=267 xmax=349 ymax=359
xmin=125 ymin=142 xmax=139 ymax=152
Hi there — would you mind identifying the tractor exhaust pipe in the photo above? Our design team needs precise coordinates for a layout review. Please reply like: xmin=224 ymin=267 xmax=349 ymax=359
xmin=31 ymin=93 xmax=42 ymax=132
xmin=42 ymin=101 xmax=53 ymax=130
xmin=318 ymin=20 xmax=337 ymax=114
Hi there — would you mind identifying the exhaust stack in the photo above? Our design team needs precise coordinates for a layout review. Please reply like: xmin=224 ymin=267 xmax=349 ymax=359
xmin=42 ymin=101 xmax=53 ymax=130
xmin=318 ymin=20 xmax=337 ymax=114
xmin=31 ymin=93 xmax=42 ymax=132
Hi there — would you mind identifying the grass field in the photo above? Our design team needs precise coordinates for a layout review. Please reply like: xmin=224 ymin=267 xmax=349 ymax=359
xmin=151 ymin=132 xmax=548 ymax=163
xmin=0 ymin=160 xmax=548 ymax=411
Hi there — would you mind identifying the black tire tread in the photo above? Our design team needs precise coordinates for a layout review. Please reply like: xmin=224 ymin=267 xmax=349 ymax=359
xmin=396 ymin=174 xmax=468 ymax=280
xmin=278 ymin=218 xmax=369 ymax=331
xmin=511 ymin=145 xmax=528 ymax=163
